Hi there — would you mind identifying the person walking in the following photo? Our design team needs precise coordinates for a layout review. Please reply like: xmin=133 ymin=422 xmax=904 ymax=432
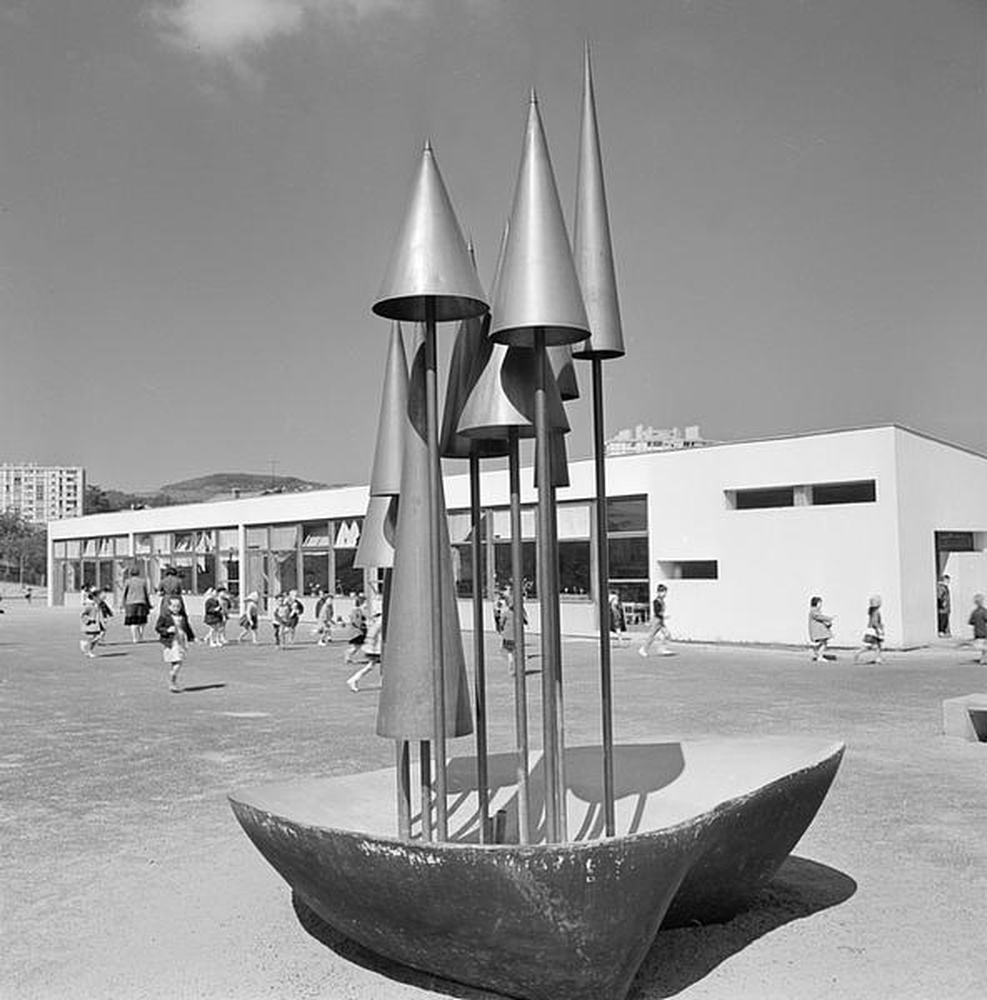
xmin=79 ymin=587 xmax=105 ymax=658
xmin=937 ymin=575 xmax=952 ymax=637
xmin=853 ymin=595 xmax=885 ymax=664
xmin=968 ymin=593 xmax=987 ymax=665
xmin=609 ymin=591 xmax=628 ymax=646
xmin=347 ymin=610 xmax=383 ymax=692
xmin=500 ymin=591 xmax=527 ymax=675
xmin=202 ymin=587 xmax=224 ymax=647
xmin=808 ymin=596 xmax=835 ymax=661
xmin=639 ymin=584 xmax=673 ymax=657
xmin=121 ymin=565 xmax=152 ymax=643
xmin=237 ymin=591 xmax=260 ymax=644
xmin=315 ymin=591 xmax=335 ymax=646
xmin=156 ymin=595 xmax=195 ymax=693
xmin=343 ymin=594 xmax=368 ymax=664
xmin=159 ymin=565 xmax=186 ymax=615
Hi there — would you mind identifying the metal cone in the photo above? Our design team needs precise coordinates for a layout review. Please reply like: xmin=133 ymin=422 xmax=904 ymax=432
xmin=373 ymin=142 xmax=488 ymax=323
xmin=377 ymin=335 xmax=473 ymax=741
xmin=533 ymin=430 xmax=571 ymax=490
xmin=439 ymin=312 xmax=509 ymax=459
xmin=571 ymin=45 xmax=624 ymax=360
xmin=369 ymin=323 xmax=409 ymax=498
xmin=457 ymin=344 xmax=570 ymax=441
xmin=489 ymin=92 xmax=591 ymax=348
xmin=548 ymin=343 xmax=580 ymax=401
xmin=354 ymin=494 xmax=398 ymax=570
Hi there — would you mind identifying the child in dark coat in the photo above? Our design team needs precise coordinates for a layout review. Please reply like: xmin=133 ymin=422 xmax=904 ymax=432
xmin=157 ymin=596 xmax=195 ymax=692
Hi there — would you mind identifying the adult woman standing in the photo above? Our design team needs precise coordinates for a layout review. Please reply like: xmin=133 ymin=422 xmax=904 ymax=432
xmin=122 ymin=564 xmax=152 ymax=642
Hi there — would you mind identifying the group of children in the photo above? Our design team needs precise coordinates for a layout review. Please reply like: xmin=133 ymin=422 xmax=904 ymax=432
xmin=79 ymin=582 xmax=384 ymax=693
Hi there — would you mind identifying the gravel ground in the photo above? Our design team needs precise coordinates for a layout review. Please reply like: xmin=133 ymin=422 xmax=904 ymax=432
xmin=1 ymin=605 xmax=985 ymax=999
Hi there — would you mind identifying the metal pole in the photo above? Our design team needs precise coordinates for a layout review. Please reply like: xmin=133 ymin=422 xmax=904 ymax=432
xmin=424 ymin=298 xmax=449 ymax=841
xmin=396 ymin=740 xmax=411 ymax=840
xmin=592 ymin=358 xmax=616 ymax=836
xmin=534 ymin=329 xmax=560 ymax=843
xmin=469 ymin=453 xmax=490 ymax=843
xmin=508 ymin=428 xmax=531 ymax=844
xmin=419 ymin=741 xmax=432 ymax=841
xmin=546 ymin=462 xmax=567 ymax=843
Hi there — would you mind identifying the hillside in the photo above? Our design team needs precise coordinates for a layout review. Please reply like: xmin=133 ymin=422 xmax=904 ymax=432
xmin=157 ymin=472 xmax=330 ymax=504
xmin=84 ymin=472 xmax=335 ymax=514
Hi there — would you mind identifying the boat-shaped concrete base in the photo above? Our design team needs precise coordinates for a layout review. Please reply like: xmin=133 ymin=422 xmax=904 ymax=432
xmin=229 ymin=738 xmax=844 ymax=1000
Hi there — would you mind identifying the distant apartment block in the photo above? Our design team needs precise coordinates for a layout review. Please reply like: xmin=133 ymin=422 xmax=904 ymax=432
xmin=606 ymin=424 xmax=715 ymax=456
xmin=1 ymin=463 xmax=85 ymax=523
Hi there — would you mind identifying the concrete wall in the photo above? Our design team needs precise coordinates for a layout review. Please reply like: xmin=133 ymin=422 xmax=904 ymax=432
xmin=632 ymin=428 xmax=902 ymax=647
xmin=894 ymin=429 xmax=987 ymax=647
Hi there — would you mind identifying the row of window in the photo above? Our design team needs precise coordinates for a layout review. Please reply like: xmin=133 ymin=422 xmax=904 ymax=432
xmin=727 ymin=479 xmax=877 ymax=510
xmin=51 ymin=496 xmax=653 ymax=607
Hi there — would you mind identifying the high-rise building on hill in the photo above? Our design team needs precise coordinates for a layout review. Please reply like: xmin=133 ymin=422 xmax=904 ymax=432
xmin=1 ymin=463 xmax=85 ymax=523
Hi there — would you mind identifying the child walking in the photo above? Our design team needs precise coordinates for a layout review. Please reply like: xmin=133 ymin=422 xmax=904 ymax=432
xmin=808 ymin=596 xmax=835 ymax=662
xmin=202 ymin=587 xmax=224 ymax=647
xmin=315 ymin=592 xmax=335 ymax=646
xmin=968 ymin=594 xmax=987 ymax=665
xmin=500 ymin=592 xmax=527 ymax=676
xmin=347 ymin=610 xmax=383 ymax=692
xmin=237 ymin=591 xmax=259 ymax=644
xmin=343 ymin=594 xmax=368 ymax=664
xmin=853 ymin=595 xmax=885 ymax=664
xmin=157 ymin=595 xmax=195 ymax=692
xmin=609 ymin=591 xmax=628 ymax=646
xmin=216 ymin=585 xmax=232 ymax=645
xmin=639 ymin=584 xmax=673 ymax=657
xmin=79 ymin=587 xmax=105 ymax=658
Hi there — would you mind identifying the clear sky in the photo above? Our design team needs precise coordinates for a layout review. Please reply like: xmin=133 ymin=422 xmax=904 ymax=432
xmin=1 ymin=0 xmax=984 ymax=492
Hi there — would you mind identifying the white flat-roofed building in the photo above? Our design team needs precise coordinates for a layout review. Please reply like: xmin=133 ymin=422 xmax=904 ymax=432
xmin=46 ymin=425 xmax=987 ymax=648
xmin=1 ymin=463 xmax=85 ymax=523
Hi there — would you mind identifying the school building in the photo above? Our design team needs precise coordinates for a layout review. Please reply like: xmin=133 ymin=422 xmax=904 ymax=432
xmin=46 ymin=424 xmax=987 ymax=648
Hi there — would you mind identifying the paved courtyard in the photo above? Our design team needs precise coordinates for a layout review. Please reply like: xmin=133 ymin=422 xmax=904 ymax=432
xmin=1 ymin=603 xmax=985 ymax=999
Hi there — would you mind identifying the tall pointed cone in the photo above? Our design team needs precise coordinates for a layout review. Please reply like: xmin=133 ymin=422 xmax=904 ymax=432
xmin=572 ymin=45 xmax=624 ymax=360
xmin=369 ymin=323 xmax=409 ymax=498
xmin=354 ymin=494 xmax=398 ymax=570
xmin=458 ymin=344 xmax=570 ymax=441
xmin=489 ymin=93 xmax=591 ymax=348
xmin=373 ymin=142 xmax=488 ymax=323
xmin=548 ymin=343 xmax=580 ymax=401
xmin=377 ymin=336 xmax=473 ymax=740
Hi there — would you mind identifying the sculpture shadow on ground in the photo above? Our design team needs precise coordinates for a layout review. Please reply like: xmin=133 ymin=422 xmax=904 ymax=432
xmin=290 ymin=855 xmax=856 ymax=1000
xmin=179 ymin=683 xmax=227 ymax=693
xmin=632 ymin=856 xmax=858 ymax=999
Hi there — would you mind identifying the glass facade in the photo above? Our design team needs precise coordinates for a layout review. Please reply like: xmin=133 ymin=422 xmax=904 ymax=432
xmin=48 ymin=495 xmax=650 ymax=618
xmin=450 ymin=494 xmax=650 ymax=607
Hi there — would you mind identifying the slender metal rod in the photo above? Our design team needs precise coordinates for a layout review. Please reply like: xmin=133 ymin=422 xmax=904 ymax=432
xmin=533 ymin=330 xmax=560 ymax=843
xmin=424 ymin=300 xmax=449 ymax=841
xmin=508 ymin=428 xmax=531 ymax=844
xmin=591 ymin=359 xmax=616 ymax=836
xmin=469 ymin=453 xmax=490 ymax=843
xmin=546 ymin=464 xmax=567 ymax=843
xmin=396 ymin=740 xmax=411 ymax=840
xmin=419 ymin=741 xmax=432 ymax=841
xmin=383 ymin=565 xmax=412 ymax=841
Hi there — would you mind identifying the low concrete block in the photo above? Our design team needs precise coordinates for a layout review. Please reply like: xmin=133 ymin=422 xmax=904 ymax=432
xmin=942 ymin=694 xmax=987 ymax=742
